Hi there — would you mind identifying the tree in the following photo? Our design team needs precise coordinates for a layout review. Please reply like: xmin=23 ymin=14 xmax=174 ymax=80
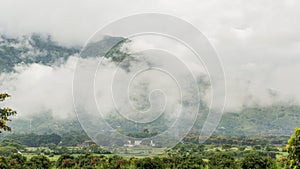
xmin=175 ymin=155 xmax=206 ymax=169
xmin=76 ymin=154 xmax=94 ymax=168
xmin=240 ymin=153 xmax=277 ymax=169
xmin=0 ymin=146 xmax=18 ymax=156
xmin=135 ymin=157 xmax=163 ymax=169
xmin=56 ymin=154 xmax=76 ymax=168
xmin=0 ymin=93 xmax=17 ymax=133
xmin=208 ymin=153 xmax=238 ymax=169
xmin=8 ymin=154 xmax=27 ymax=169
xmin=26 ymin=155 xmax=51 ymax=169
xmin=287 ymin=127 xmax=300 ymax=168
xmin=0 ymin=156 xmax=8 ymax=168
xmin=222 ymin=144 xmax=232 ymax=151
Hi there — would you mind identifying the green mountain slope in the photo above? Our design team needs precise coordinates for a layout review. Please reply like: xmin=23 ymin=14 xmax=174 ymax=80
xmin=0 ymin=33 xmax=299 ymax=137
xmin=0 ymin=34 xmax=79 ymax=72
xmin=215 ymin=105 xmax=300 ymax=136
xmin=6 ymin=105 xmax=300 ymax=137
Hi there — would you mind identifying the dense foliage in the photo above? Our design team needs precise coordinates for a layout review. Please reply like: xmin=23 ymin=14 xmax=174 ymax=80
xmin=0 ymin=133 xmax=291 ymax=168
xmin=0 ymin=93 xmax=16 ymax=133
xmin=208 ymin=153 xmax=238 ymax=169
xmin=0 ymin=151 xmax=282 ymax=169
xmin=240 ymin=153 xmax=277 ymax=169
xmin=287 ymin=127 xmax=300 ymax=168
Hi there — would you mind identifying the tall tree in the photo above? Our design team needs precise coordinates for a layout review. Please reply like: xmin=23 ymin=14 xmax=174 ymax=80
xmin=0 ymin=93 xmax=17 ymax=133
xmin=287 ymin=127 xmax=300 ymax=169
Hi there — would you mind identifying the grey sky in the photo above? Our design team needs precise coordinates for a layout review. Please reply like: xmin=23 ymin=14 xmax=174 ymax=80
xmin=1 ymin=0 xmax=300 ymax=112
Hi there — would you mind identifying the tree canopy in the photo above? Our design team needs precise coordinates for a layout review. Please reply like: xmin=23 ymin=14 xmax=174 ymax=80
xmin=287 ymin=127 xmax=300 ymax=169
xmin=0 ymin=93 xmax=16 ymax=133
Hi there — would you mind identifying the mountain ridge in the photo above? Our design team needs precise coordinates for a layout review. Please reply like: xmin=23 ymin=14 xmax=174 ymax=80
xmin=0 ymin=33 xmax=299 ymax=137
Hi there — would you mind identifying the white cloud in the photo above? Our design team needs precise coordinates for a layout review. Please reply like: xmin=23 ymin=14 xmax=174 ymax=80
xmin=0 ymin=57 xmax=77 ymax=119
xmin=0 ymin=0 xmax=300 ymax=114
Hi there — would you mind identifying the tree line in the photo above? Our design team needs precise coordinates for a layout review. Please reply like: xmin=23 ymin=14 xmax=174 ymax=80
xmin=0 ymin=152 xmax=281 ymax=169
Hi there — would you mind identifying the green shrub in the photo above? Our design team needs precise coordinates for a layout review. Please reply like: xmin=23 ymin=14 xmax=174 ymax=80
xmin=76 ymin=154 xmax=94 ymax=168
xmin=56 ymin=154 xmax=76 ymax=168
xmin=240 ymin=153 xmax=277 ymax=169
xmin=0 ymin=156 xmax=8 ymax=169
xmin=26 ymin=155 xmax=51 ymax=169
xmin=208 ymin=152 xmax=238 ymax=169
xmin=135 ymin=157 xmax=163 ymax=169
xmin=0 ymin=146 xmax=18 ymax=156
xmin=8 ymin=154 xmax=27 ymax=169
xmin=170 ymin=155 xmax=206 ymax=169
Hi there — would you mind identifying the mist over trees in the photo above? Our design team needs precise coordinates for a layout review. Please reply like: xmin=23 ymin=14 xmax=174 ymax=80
xmin=0 ymin=34 xmax=299 ymax=168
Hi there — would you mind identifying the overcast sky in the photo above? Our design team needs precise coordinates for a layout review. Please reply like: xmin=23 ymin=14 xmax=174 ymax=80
xmin=1 ymin=0 xmax=299 ymax=63
xmin=1 ymin=0 xmax=300 ymax=112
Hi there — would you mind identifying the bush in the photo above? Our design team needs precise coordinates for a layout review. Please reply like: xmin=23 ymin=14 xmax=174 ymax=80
xmin=8 ymin=154 xmax=27 ymax=169
xmin=0 ymin=156 xmax=8 ymax=169
xmin=171 ymin=155 xmax=206 ymax=169
xmin=135 ymin=157 xmax=163 ymax=169
xmin=106 ymin=155 xmax=129 ymax=169
xmin=240 ymin=153 xmax=277 ymax=169
xmin=76 ymin=154 xmax=94 ymax=168
xmin=287 ymin=127 xmax=300 ymax=169
xmin=208 ymin=153 xmax=238 ymax=169
xmin=0 ymin=146 xmax=18 ymax=156
xmin=26 ymin=155 xmax=51 ymax=169
xmin=56 ymin=154 xmax=76 ymax=168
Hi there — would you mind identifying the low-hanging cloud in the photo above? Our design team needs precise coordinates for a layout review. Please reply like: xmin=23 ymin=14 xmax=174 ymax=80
xmin=0 ymin=48 xmax=208 ymax=121
xmin=0 ymin=0 xmax=300 ymax=119
xmin=0 ymin=57 xmax=77 ymax=119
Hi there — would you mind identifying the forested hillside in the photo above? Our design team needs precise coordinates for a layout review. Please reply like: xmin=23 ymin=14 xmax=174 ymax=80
xmin=0 ymin=34 xmax=78 ymax=72
xmin=1 ymin=33 xmax=299 ymax=137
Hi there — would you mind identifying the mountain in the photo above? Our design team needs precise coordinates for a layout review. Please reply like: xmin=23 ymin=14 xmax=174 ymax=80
xmin=215 ymin=105 xmax=300 ymax=136
xmin=0 ymin=33 xmax=127 ymax=135
xmin=7 ymin=104 xmax=300 ymax=136
xmin=80 ymin=36 xmax=125 ymax=59
xmin=0 ymin=33 xmax=299 ymax=137
xmin=0 ymin=34 xmax=79 ymax=72
xmin=0 ymin=34 xmax=126 ymax=71
xmin=7 ymin=113 xmax=83 ymax=135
